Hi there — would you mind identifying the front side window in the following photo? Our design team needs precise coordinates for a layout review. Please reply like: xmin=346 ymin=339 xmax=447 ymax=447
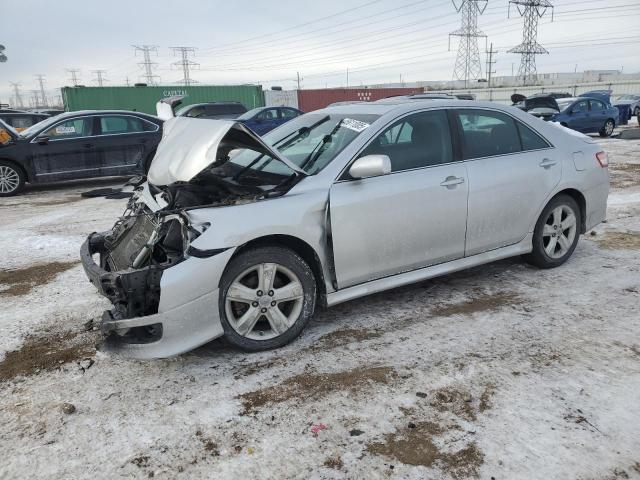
xmin=572 ymin=100 xmax=588 ymax=114
xmin=281 ymin=108 xmax=300 ymax=119
xmin=456 ymin=109 xmax=521 ymax=159
xmin=44 ymin=118 xmax=91 ymax=139
xmin=360 ymin=110 xmax=453 ymax=172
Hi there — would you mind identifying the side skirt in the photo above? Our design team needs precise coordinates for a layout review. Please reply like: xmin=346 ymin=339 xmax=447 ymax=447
xmin=325 ymin=234 xmax=533 ymax=307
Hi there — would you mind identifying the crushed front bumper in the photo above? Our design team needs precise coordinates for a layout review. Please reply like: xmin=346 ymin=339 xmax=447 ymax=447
xmin=81 ymin=233 xmax=228 ymax=359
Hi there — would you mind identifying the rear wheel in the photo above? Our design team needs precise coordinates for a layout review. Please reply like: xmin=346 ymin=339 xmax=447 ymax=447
xmin=634 ymin=106 xmax=640 ymax=117
xmin=219 ymin=246 xmax=316 ymax=351
xmin=524 ymin=195 xmax=581 ymax=269
xmin=0 ymin=161 xmax=25 ymax=197
xmin=599 ymin=119 xmax=615 ymax=137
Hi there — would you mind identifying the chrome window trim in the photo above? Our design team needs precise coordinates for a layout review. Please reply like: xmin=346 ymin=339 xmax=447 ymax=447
xmin=29 ymin=114 xmax=160 ymax=144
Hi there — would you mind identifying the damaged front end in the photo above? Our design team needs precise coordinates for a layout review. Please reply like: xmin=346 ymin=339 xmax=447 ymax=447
xmin=80 ymin=117 xmax=305 ymax=357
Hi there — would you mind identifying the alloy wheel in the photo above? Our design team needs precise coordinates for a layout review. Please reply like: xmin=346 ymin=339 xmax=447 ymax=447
xmin=224 ymin=262 xmax=304 ymax=340
xmin=605 ymin=120 xmax=614 ymax=136
xmin=0 ymin=165 xmax=20 ymax=194
xmin=542 ymin=205 xmax=578 ymax=259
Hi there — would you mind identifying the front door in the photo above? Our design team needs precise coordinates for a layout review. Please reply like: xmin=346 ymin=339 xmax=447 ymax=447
xmin=567 ymin=99 xmax=590 ymax=132
xmin=454 ymin=109 xmax=562 ymax=256
xmin=329 ymin=109 xmax=469 ymax=289
xmin=29 ymin=116 xmax=101 ymax=181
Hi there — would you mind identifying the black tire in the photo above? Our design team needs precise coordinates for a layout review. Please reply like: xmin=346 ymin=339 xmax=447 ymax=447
xmin=218 ymin=246 xmax=316 ymax=351
xmin=0 ymin=160 xmax=26 ymax=197
xmin=524 ymin=194 xmax=581 ymax=269
xmin=634 ymin=106 xmax=640 ymax=117
xmin=599 ymin=118 xmax=615 ymax=137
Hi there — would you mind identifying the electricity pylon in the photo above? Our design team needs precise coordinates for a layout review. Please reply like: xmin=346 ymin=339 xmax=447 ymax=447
xmin=449 ymin=0 xmax=488 ymax=87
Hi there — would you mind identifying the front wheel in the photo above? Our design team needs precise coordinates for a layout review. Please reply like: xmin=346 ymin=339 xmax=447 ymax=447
xmin=599 ymin=119 xmax=615 ymax=137
xmin=219 ymin=246 xmax=316 ymax=351
xmin=0 ymin=161 xmax=25 ymax=197
xmin=524 ymin=195 xmax=581 ymax=269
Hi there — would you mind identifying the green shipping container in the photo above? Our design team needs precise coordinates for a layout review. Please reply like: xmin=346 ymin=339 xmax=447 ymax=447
xmin=61 ymin=85 xmax=265 ymax=115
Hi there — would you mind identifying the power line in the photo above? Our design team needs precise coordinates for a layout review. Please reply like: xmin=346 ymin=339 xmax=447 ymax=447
xmin=9 ymin=82 xmax=23 ymax=108
xmin=449 ymin=0 xmax=488 ymax=86
xmin=66 ymin=68 xmax=80 ymax=86
xmin=91 ymin=69 xmax=108 ymax=87
xmin=133 ymin=45 xmax=160 ymax=85
xmin=508 ymin=0 xmax=554 ymax=85
xmin=171 ymin=47 xmax=199 ymax=85
xmin=34 ymin=74 xmax=47 ymax=107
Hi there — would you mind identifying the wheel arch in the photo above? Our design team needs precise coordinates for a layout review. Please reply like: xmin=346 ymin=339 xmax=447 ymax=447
xmin=550 ymin=188 xmax=587 ymax=233
xmin=225 ymin=234 xmax=328 ymax=305
xmin=0 ymin=158 xmax=29 ymax=182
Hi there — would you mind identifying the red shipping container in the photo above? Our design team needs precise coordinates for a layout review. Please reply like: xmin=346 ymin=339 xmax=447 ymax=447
xmin=297 ymin=87 xmax=425 ymax=112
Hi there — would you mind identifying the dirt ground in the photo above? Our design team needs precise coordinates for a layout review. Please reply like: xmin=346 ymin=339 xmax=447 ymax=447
xmin=1 ymin=130 xmax=639 ymax=479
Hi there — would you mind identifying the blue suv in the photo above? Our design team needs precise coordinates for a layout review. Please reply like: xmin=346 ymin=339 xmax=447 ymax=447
xmin=236 ymin=106 xmax=303 ymax=135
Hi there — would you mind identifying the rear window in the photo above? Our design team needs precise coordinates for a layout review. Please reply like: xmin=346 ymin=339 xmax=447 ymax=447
xmin=457 ymin=110 xmax=521 ymax=159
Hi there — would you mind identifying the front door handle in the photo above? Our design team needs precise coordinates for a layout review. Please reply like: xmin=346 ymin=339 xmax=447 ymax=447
xmin=539 ymin=158 xmax=557 ymax=169
xmin=440 ymin=176 xmax=465 ymax=188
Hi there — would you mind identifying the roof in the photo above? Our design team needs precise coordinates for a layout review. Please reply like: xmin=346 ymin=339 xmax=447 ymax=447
xmin=52 ymin=110 xmax=161 ymax=121
xmin=318 ymin=99 xmax=517 ymax=117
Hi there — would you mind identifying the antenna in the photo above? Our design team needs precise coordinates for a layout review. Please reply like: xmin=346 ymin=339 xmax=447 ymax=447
xmin=171 ymin=47 xmax=199 ymax=86
xmin=449 ymin=0 xmax=488 ymax=87
xmin=508 ymin=0 xmax=554 ymax=85
xmin=133 ymin=45 xmax=160 ymax=85
xmin=9 ymin=82 xmax=23 ymax=108
xmin=91 ymin=69 xmax=108 ymax=87
xmin=66 ymin=68 xmax=81 ymax=86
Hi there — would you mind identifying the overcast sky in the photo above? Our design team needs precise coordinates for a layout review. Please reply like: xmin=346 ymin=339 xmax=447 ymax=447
xmin=1 ymin=0 xmax=639 ymax=105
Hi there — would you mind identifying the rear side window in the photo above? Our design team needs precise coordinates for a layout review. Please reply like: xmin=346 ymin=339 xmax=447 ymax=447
xmin=8 ymin=116 xmax=36 ymax=129
xmin=516 ymin=121 xmax=550 ymax=151
xmin=589 ymin=100 xmax=606 ymax=111
xmin=457 ymin=110 xmax=521 ymax=159
xmin=361 ymin=110 xmax=453 ymax=172
xmin=99 ymin=115 xmax=157 ymax=134
xmin=281 ymin=108 xmax=300 ymax=119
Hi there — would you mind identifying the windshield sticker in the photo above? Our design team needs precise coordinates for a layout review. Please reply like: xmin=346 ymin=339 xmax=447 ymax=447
xmin=56 ymin=126 xmax=76 ymax=134
xmin=341 ymin=118 xmax=370 ymax=133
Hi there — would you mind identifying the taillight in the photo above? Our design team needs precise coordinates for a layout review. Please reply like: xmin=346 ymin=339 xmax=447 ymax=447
xmin=596 ymin=151 xmax=608 ymax=168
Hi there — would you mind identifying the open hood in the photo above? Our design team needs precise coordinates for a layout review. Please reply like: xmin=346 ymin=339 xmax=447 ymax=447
xmin=517 ymin=95 xmax=560 ymax=112
xmin=147 ymin=117 xmax=306 ymax=186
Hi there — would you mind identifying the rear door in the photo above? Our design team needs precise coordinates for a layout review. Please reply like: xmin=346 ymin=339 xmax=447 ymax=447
xmin=456 ymin=109 xmax=561 ymax=256
xmin=29 ymin=116 xmax=101 ymax=181
xmin=588 ymin=100 xmax=608 ymax=130
xmin=92 ymin=115 xmax=160 ymax=175
xmin=329 ymin=109 xmax=469 ymax=288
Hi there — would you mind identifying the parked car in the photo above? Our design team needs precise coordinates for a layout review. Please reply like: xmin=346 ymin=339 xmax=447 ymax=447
xmin=236 ymin=106 xmax=303 ymax=135
xmin=175 ymin=102 xmax=247 ymax=120
xmin=613 ymin=94 xmax=640 ymax=117
xmin=513 ymin=93 xmax=619 ymax=137
xmin=0 ymin=111 xmax=50 ymax=144
xmin=0 ymin=110 xmax=162 ymax=196
xmin=81 ymin=99 xmax=608 ymax=358
xmin=29 ymin=108 xmax=65 ymax=116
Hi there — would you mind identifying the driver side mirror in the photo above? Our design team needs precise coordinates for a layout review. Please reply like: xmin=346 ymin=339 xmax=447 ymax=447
xmin=349 ymin=154 xmax=392 ymax=179
xmin=35 ymin=135 xmax=49 ymax=145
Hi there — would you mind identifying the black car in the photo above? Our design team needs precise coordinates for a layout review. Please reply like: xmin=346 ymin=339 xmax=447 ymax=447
xmin=0 ymin=110 xmax=162 ymax=196
xmin=174 ymin=102 xmax=247 ymax=119
xmin=0 ymin=111 xmax=50 ymax=131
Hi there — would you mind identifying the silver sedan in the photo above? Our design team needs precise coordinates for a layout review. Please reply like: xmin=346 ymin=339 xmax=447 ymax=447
xmin=81 ymin=98 xmax=609 ymax=358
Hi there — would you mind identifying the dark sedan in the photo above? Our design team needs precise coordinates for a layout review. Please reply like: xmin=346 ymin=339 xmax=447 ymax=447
xmin=0 ymin=110 xmax=162 ymax=196
xmin=236 ymin=106 xmax=303 ymax=135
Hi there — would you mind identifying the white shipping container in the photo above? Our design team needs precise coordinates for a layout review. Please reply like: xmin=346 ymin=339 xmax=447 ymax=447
xmin=264 ymin=90 xmax=298 ymax=109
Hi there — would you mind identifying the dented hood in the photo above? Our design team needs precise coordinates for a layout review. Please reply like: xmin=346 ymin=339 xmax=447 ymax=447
xmin=147 ymin=117 xmax=306 ymax=186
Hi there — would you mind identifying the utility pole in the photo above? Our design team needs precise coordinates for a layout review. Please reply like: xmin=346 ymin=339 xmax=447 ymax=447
xmin=171 ymin=47 xmax=199 ymax=86
xmin=508 ymin=0 xmax=554 ymax=86
xmin=125 ymin=76 xmax=130 ymax=86
xmin=449 ymin=0 xmax=488 ymax=87
xmin=30 ymin=90 xmax=39 ymax=108
xmin=296 ymin=71 xmax=301 ymax=90
xmin=485 ymin=42 xmax=497 ymax=87
xmin=66 ymin=68 xmax=80 ymax=86
xmin=34 ymin=74 xmax=47 ymax=107
xmin=92 ymin=70 xmax=107 ymax=87
xmin=133 ymin=45 xmax=160 ymax=85
xmin=9 ymin=82 xmax=23 ymax=108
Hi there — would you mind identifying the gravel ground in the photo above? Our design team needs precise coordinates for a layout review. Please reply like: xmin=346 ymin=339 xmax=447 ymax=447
xmin=0 ymin=129 xmax=639 ymax=479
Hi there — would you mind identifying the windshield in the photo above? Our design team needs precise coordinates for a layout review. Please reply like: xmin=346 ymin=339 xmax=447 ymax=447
xmin=19 ymin=115 xmax=62 ymax=137
xmin=228 ymin=112 xmax=380 ymax=176
xmin=556 ymin=99 xmax=574 ymax=112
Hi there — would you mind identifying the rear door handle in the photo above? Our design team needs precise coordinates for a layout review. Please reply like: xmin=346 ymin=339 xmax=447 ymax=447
xmin=440 ymin=176 xmax=465 ymax=188
xmin=539 ymin=158 xmax=557 ymax=168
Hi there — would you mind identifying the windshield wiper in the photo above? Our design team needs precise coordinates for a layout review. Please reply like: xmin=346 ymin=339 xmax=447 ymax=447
xmin=232 ymin=115 xmax=330 ymax=181
xmin=299 ymin=119 xmax=344 ymax=173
